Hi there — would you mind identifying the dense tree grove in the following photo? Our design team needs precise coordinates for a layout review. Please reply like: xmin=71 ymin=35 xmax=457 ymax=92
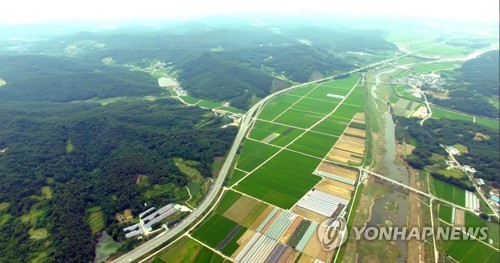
xmin=0 ymin=54 xmax=237 ymax=261
xmin=395 ymin=117 xmax=499 ymax=187
xmin=429 ymin=50 xmax=499 ymax=118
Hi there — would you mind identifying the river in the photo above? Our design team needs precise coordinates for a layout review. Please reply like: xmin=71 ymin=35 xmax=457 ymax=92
xmin=368 ymin=68 xmax=410 ymax=262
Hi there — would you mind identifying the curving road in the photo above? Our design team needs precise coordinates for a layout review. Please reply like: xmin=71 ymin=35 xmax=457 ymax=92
xmin=112 ymin=52 xmax=422 ymax=263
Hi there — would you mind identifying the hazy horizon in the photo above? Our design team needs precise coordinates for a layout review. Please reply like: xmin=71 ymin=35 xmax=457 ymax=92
xmin=2 ymin=0 xmax=498 ymax=25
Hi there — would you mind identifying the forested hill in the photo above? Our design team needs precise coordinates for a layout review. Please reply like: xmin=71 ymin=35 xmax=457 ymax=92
xmin=0 ymin=53 xmax=237 ymax=261
xmin=0 ymin=55 xmax=161 ymax=102
xmin=431 ymin=50 xmax=500 ymax=118
xmin=25 ymin=24 xmax=396 ymax=109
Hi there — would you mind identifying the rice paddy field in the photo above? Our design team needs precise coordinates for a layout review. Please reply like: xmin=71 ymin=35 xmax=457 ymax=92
xmin=431 ymin=177 xmax=466 ymax=207
xmin=443 ymin=239 xmax=499 ymax=263
xmin=153 ymin=236 xmax=225 ymax=263
xmin=438 ymin=204 xmax=453 ymax=224
xmin=233 ymin=75 xmax=364 ymax=209
xmin=191 ymin=213 xmax=239 ymax=248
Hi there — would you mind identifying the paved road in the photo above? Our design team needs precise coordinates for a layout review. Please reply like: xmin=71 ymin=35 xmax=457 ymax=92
xmin=112 ymin=51 xmax=426 ymax=263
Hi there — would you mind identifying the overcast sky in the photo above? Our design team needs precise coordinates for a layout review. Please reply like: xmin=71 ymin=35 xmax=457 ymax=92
xmin=1 ymin=0 xmax=498 ymax=24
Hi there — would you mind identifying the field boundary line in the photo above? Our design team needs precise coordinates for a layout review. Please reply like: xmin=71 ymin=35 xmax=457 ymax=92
xmin=188 ymin=235 xmax=237 ymax=262
xmin=271 ymin=83 xmax=323 ymax=121
xmin=232 ymin=76 xmax=361 ymax=187
xmin=254 ymin=118 xmax=341 ymax=138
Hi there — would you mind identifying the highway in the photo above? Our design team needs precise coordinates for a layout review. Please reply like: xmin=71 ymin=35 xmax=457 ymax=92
xmin=111 ymin=50 xmax=429 ymax=263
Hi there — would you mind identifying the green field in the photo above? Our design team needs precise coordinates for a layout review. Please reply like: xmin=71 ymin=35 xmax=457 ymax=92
xmin=258 ymin=94 xmax=300 ymax=120
xmin=333 ymin=104 xmax=363 ymax=120
xmin=192 ymin=213 xmax=238 ymax=248
xmin=311 ymin=116 xmax=350 ymax=136
xmin=154 ymin=236 xmax=224 ymax=263
xmin=248 ymin=120 xmax=303 ymax=147
xmin=228 ymin=169 xmax=247 ymax=186
xmin=197 ymin=100 xmax=223 ymax=109
xmin=220 ymin=226 xmax=247 ymax=256
xmin=287 ymin=132 xmax=338 ymax=158
xmin=438 ymin=204 xmax=453 ymax=224
xmin=342 ymin=85 xmax=365 ymax=106
xmin=443 ymin=239 xmax=499 ymax=263
xmin=410 ymin=62 xmax=461 ymax=74
xmin=234 ymin=150 xmax=321 ymax=208
xmin=180 ymin=95 xmax=201 ymax=104
xmin=431 ymin=106 xmax=499 ymax=130
xmin=236 ymin=140 xmax=280 ymax=171
xmin=275 ymin=108 xmax=325 ymax=128
xmin=305 ymin=77 xmax=358 ymax=100
xmin=286 ymin=83 xmax=318 ymax=96
xmin=215 ymin=190 xmax=242 ymax=214
xmin=291 ymin=96 xmax=340 ymax=115
xmin=86 ymin=206 xmax=105 ymax=234
xmin=432 ymin=177 xmax=466 ymax=207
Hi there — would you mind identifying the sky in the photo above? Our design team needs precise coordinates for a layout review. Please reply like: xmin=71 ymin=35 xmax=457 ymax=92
xmin=1 ymin=0 xmax=498 ymax=24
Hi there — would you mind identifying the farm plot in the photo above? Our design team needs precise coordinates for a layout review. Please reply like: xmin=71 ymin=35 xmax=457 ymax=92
xmin=291 ymin=97 xmax=340 ymax=115
xmin=443 ymin=239 xmax=499 ymax=263
xmin=191 ymin=213 xmax=238 ymax=248
xmin=234 ymin=150 xmax=321 ymax=209
xmin=315 ymin=162 xmax=358 ymax=186
xmin=274 ymin=108 xmax=325 ymax=129
xmin=342 ymin=86 xmax=365 ymax=107
xmin=432 ymin=178 xmax=466 ymax=207
xmin=223 ymin=195 xmax=269 ymax=228
xmin=438 ymin=204 xmax=454 ymax=224
xmin=236 ymin=140 xmax=280 ymax=172
xmin=286 ymin=83 xmax=319 ymax=96
xmin=154 ymin=236 xmax=224 ymax=263
xmin=220 ymin=226 xmax=248 ymax=256
xmin=280 ymin=217 xmax=303 ymax=244
xmin=305 ymin=77 xmax=358 ymax=100
xmin=259 ymin=94 xmax=301 ymax=121
xmin=312 ymin=116 xmax=350 ymax=136
xmin=314 ymin=178 xmax=354 ymax=201
xmin=333 ymin=104 xmax=363 ymax=120
xmin=295 ymin=189 xmax=349 ymax=217
xmin=215 ymin=190 xmax=242 ymax=214
xmin=228 ymin=169 xmax=247 ymax=186
xmin=287 ymin=131 xmax=338 ymax=158
xmin=249 ymin=120 xmax=303 ymax=147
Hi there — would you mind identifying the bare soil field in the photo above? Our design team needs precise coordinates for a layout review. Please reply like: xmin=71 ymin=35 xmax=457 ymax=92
xmin=291 ymin=206 xmax=327 ymax=223
xmin=352 ymin=113 xmax=366 ymax=124
xmin=280 ymin=217 xmax=303 ymax=244
xmin=278 ymin=247 xmax=299 ymax=263
xmin=262 ymin=132 xmax=280 ymax=144
xmin=297 ymin=253 xmax=315 ymax=263
xmin=223 ymin=195 xmax=260 ymax=224
xmin=454 ymin=208 xmax=465 ymax=227
xmin=250 ymin=206 xmax=275 ymax=230
xmin=302 ymin=227 xmax=331 ymax=262
xmin=344 ymin=127 xmax=366 ymax=138
xmin=334 ymin=136 xmax=365 ymax=155
xmin=317 ymin=162 xmax=358 ymax=182
xmin=315 ymin=178 xmax=353 ymax=200
xmin=326 ymin=148 xmax=363 ymax=165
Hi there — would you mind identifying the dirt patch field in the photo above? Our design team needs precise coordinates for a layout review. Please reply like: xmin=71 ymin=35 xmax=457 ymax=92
xmin=454 ymin=208 xmax=465 ymax=227
xmin=315 ymin=178 xmax=353 ymax=200
xmin=344 ymin=127 xmax=366 ymax=138
xmin=334 ymin=136 xmax=365 ymax=155
xmin=326 ymin=148 xmax=363 ymax=165
xmin=232 ymin=229 xmax=256 ymax=258
xmin=317 ymin=162 xmax=358 ymax=182
xmin=278 ymin=247 xmax=299 ymax=263
xmin=262 ymin=133 xmax=280 ymax=144
xmin=291 ymin=206 xmax=327 ymax=224
xmin=352 ymin=113 xmax=365 ymax=124
xmin=280 ymin=217 xmax=303 ymax=244
xmin=223 ymin=195 xmax=260 ymax=224
xmin=302 ymin=227 xmax=331 ymax=262
xmin=250 ymin=206 xmax=275 ymax=230
xmin=297 ymin=253 xmax=315 ymax=263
